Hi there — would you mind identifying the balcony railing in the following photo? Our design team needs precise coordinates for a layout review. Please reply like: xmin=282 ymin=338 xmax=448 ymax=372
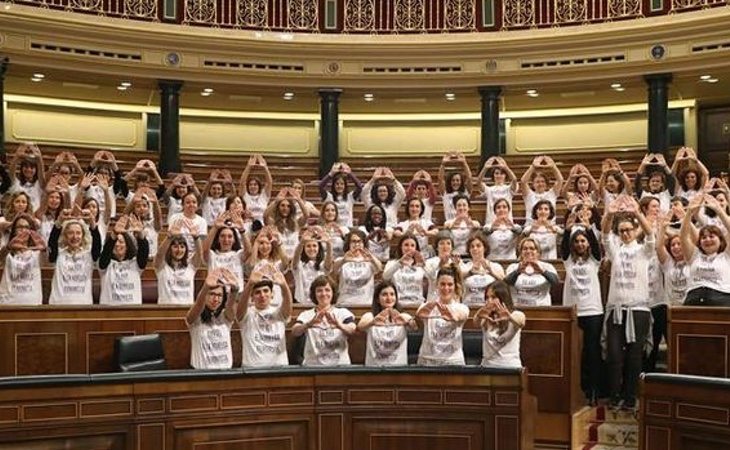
xmin=7 ymin=0 xmax=729 ymax=32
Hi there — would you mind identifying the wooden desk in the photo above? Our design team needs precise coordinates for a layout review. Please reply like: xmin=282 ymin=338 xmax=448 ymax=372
xmin=0 ymin=367 xmax=535 ymax=450
xmin=0 ymin=305 xmax=579 ymax=446
xmin=640 ymin=373 xmax=730 ymax=450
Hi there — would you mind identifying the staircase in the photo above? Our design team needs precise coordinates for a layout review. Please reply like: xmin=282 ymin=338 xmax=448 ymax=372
xmin=573 ymin=404 xmax=638 ymax=450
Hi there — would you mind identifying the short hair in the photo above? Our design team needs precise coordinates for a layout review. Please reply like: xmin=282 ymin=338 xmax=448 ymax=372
xmin=517 ymin=236 xmax=542 ymax=257
xmin=466 ymin=231 xmax=490 ymax=259
xmin=251 ymin=279 xmax=274 ymax=292
xmin=639 ymin=196 xmax=660 ymax=214
xmin=697 ymin=225 xmax=727 ymax=254
xmin=493 ymin=198 xmax=511 ymax=213
xmin=445 ymin=171 xmax=466 ymax=194
xmin=436 ymin=265 xmax=464 ymax=299
xmin=434 ymin=229 xmax=454 ymax=247
xmin=309 ymin=275 xmax=338 ymax=305
xmin=370 ymin=182 xmax=396 ymax=206
xmin=200 ymin=286 xmax=228 ymax=324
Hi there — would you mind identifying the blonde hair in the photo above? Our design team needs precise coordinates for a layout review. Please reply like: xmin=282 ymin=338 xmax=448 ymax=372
xmin=58 ymin=219 xmax=92 ymax=252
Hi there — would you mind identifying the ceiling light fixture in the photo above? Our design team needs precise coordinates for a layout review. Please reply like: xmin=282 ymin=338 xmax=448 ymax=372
xmin=700 ymin=75 xmax=712 ymax=81
xmin=120 ymin=81 xmax=132 ymax=87
xmin=445 ymin=92 xmax=456 ymax=101
xmin=283 ymin=92 xmax=295 ymax=100
xmin=363 ymin=93 xmax=375 ymax=102
xmin=202 ymin=88 xmax=214 ymax=93
xmin=610 ymin=83 xmax=622 ymax=89
xmin=116 ymin=85 xmax=128 ymax=91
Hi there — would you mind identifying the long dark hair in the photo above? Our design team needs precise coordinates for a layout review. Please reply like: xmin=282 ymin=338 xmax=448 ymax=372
xmin=445 ymin=171 xmax=466 ymax=194
xmin=300 ymin=239 xmax=325 ymax=270
xmin=330 ymin=173 xmax=350 ymax=201
xmin=371 ymin=281 xmax=400 ymax=315
xmin=111 ymin=232 xmax=138 ymax=261
xmin=165 ymin=235 xmax=189 ymax=268
xmin=486 ymin=280 xmax=514 ymax=334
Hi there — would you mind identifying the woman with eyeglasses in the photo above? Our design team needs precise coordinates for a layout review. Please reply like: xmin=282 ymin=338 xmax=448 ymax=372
xmin=334 ymin=229 xmax=383 ymax=307
xmin=600 ymin=196 xmax=655 ymax=410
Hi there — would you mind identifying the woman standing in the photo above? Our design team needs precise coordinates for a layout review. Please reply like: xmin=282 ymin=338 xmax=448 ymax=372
xmin=0 ymin=214 xmax=45 ymax=305
xmin=155 ymin=219 xmax=203 ymax=305
xmin=438 ymin=151 xmax=473 ymax=222
xmin=98 ymin=216 xmax=149 ymax=305
xmin=561 ymin=223 xmax=603 ymax=405
xmin=319 ymin=162 xmax=362 ymax=228
xmin=601 ymin=198 xmax=655 ymax=409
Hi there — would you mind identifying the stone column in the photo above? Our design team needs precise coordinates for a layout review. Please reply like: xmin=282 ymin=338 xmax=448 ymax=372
xmin=479 ymin=86 xmax=502 ymax=166
xmin=645 ymin=74 xmax=673 ymax=155
xmin=158 ymin=80 xmax=183 ymax=176
xmin=0 ymin=57 xmax=9 ymax=160
xmin=318 ymin=89 xmax=342 ymax=179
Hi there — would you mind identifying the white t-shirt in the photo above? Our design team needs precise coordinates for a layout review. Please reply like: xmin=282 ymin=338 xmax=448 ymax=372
xmin=166 ymin=197 xmax=183 ymax=225
xmin=505 ymin=261 xmax=558 ymax=307
xmin=460 ymin=261 xmax=505 ymax=306
xmin=240 ymin=304 xmax=289 ymax=367
xmin=249 ymin=259 xmax=286 ymax=307
xmin=293 ymin=259 xmax=326 ymax=305
xmin=445 ymin=219 xmax=478 ymax=255
xmin=396 ymin=219 xmax=434 ymax=253
xmin=209 ymin=250 xmax=244 ymax=291
xmin=297 ymin=307 xmax=354 ymax=366
xmin=0 ymin=250 xmax=43 ymax=305
xmin=157 ymin=264 xmax=197 ymax=305
xmin=687 ymin=249 xmax=730 ymax=294
xmin=523 ymin=189 xmax=557 ymax=225
xmin=603 ymin=235 xmax=655 ymax=310
xmin=359 ymin=226 xmax=391 ymax=263
xmin=363 ymin=314 xmax=412 ymax=366
xmin=486 ymin=226 xmax=518 ymax=261
xmin=482 ymin=183 xmax=514 ymax=225
xmin=325 ymin=191 xmax=356 ymax=228
xmin=49 ymin=248 xmax=94 ymax=305
xmin=324 ymin=224 xmax=349 ymax=258
xmin=662 ymin=259 xmax=690 ymax=306
xmin=647 ymin=255 xmax=666 ymax=308
xmin=202 ymin=197 xmax=227 ymax=227
xmin=524 ymin=225 xmax=561 ymax=260
xmin=279 ymin=228 xmax=300 ymax=260
xmin=417 ymin=302 xmax=469 ymax=366
xmin=243 ymin=192 xmax=269 ymax=224
xmin=562 ymin=256 xmax=602 ymax=316
xmin=441 ymin=192 xmax=459 ymax=222
xmin=86 ymin=184 xmax=116 ymax=223
xmin=337 ymin=259 xmax=375 ymax=306
xmin=481 ymin=311 xmax=525 ymax=368
xmin=168 ymin=213 xmax=207 ymax=257
xmin=382 ymin=261 xmax=426 ymax=307
xmin=99 ymin=259 xmax=143 ymax=305
xmin=188 ymin=315 xmax=233 ymax=369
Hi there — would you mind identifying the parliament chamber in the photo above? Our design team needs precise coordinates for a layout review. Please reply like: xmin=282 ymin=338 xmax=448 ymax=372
xmin=1 ymin=0 xmax=730 ymax=449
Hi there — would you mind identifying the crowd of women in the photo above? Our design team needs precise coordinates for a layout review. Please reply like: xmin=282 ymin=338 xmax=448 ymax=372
xmin=0 ymin=142 xmax=728 ymax=411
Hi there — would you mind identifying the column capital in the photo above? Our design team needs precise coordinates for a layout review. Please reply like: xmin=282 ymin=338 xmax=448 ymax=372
xmin=478 ymin=86 xmax=502 ymax=98
xmin=158 ymin=79 xmax=183 ymax=93
xmin=319 ymin=88 xmax=342 ymax=100
xmin=644 ymin=73 xmax=673 ymax=85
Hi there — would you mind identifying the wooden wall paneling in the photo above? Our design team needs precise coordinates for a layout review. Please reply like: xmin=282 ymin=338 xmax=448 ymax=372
xmin=82 ymin=317 xmax=143 ymax=373
xmin=668 ymin=307 xmax=730 ymax=377
xmin=641 ymin=374 xmax=730 ymax=450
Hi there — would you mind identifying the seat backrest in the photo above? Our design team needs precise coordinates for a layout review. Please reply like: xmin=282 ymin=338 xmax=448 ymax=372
xmin=114 ymin=334 xmax=167 ymax=372
xmin=462 ymin=330 xmax=483 ymax=366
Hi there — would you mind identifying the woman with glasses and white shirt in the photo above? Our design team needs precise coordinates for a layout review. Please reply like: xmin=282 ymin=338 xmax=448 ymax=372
xmin=334 ymin=229 xmax=383 ymax=307
xmin=601 ymin=197 xmax=654 ymax=410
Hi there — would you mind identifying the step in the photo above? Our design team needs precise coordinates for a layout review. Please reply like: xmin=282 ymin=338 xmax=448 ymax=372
xmin=586 ymin=422 xmax=638 ymax=447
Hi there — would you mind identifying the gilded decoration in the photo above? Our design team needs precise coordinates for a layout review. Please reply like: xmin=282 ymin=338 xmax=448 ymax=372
xmin=288 ymin=0 xmax=318 ymax=30
xmin=344 ymin=0 xmax=375 ymax=31
xmin=444 ymin=0 xmax=476 ymax=30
